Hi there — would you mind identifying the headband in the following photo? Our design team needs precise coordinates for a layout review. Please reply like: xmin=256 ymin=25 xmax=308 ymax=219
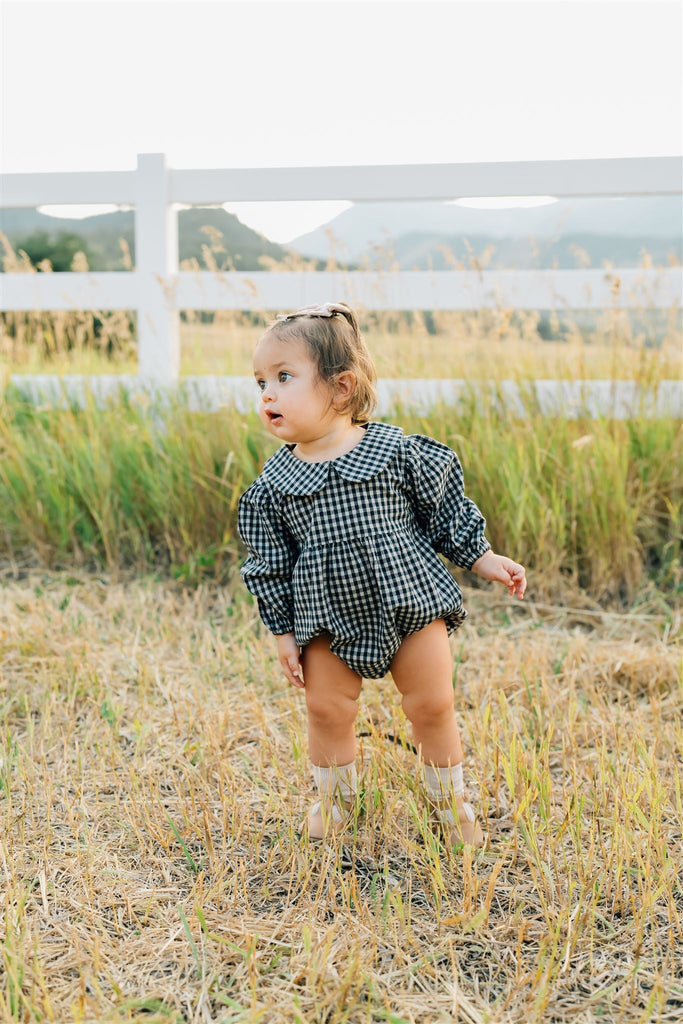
xmin=276 ymin=302 xmax=353 ymax=324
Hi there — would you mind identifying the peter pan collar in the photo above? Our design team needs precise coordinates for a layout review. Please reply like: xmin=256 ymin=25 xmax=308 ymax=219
xmin=261 ymin=421 xmax=404 ymax=495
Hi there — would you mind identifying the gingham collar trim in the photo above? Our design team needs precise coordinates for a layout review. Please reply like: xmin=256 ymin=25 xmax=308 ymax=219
xmin=261 ymin=421 xmax=404 ymax=495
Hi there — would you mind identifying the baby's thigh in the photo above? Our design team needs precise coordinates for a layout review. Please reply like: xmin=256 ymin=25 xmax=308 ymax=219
xmin=301 ymin=634 xmax=363 ymax=712
xmin=390 ymin=619 xmax=453 ymax=705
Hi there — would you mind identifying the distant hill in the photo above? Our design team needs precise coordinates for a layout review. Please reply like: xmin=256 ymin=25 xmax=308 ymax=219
xmin=0 ymin=206 xmax=305 ymax=272
xmin=2 ymin=195 xmax=680 ymax=274
xmin=289 ymin=196 xmax=683 ymax=267
xmin=380 ymin=231 xmax=680 ymax=270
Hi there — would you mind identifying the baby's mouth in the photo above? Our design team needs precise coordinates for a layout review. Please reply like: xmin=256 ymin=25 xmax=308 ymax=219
xmin=267 ymin=411 xmax=283 ymax=424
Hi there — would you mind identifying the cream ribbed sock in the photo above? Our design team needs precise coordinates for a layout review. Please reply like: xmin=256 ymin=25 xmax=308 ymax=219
xmin=422 ymin=762 xmax=464 ymax=799
xmin=311 ymin=761 xmax=357 ymax=824
xmin=422 ymin=762 xmax=475 ymax=823
xmin=312 ymin=761 xmax=357 ymax=798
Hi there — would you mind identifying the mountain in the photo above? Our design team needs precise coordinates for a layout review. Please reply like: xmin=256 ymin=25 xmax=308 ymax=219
xmin=381 ymin=231 xmax=680 ymax=270
xmin=2 ymin=195 xmax=680 ymax=274
xmin=0 ymin=206 xmax=301 ymax=272
xmin=288 ymin=196 xmax=683 ymax=265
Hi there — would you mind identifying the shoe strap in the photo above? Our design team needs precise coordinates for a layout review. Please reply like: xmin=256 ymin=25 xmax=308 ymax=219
xmin=310 ymin=800 xmax=345 ymax=824
xmin=435 ymin=801 xmax=475 ymax=825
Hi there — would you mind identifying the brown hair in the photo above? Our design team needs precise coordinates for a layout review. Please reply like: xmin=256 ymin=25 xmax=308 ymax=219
xmin=261 ymin=302 xmax=377 ymax=424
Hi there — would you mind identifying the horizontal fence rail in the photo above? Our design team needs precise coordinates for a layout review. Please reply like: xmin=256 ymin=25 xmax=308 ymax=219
xmin=2 ymin=268 xmax=680 ymax=313
xmin=7 ymin=375 xmax=682 ymax=420
xmin=3 ymin=156 xmax=682 ymax=206
xmin=1 ymin=152 xmax=682 ymax=408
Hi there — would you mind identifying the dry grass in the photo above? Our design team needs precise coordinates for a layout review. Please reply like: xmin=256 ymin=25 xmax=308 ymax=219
xmin=1 ymin=572 xmax=681 ymax=1023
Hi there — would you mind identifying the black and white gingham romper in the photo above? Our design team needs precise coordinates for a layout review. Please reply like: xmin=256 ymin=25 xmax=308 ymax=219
xmin=237 ymin=421 xmax=491 ymax=679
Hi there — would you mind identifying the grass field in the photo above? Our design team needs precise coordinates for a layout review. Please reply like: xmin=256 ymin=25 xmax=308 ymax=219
xmin=1 ymin=571 xmax=680 ymax=1023
xmin=2 ymin=244 xmax=681 ymax=1020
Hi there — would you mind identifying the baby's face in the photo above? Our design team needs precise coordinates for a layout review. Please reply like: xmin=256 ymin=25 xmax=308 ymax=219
xmin=253 ymin=334 xmax=341 ymax=444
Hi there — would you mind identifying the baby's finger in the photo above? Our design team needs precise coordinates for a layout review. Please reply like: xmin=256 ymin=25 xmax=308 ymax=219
xmin=282 ymin=668 xmax=303 ymax=689
xmin=279 ymin=658 xmax=301 ymax=688
xmin=504 ymin=564 xmax=526 ymax=599
xmin=288 ymin=657 xmax=305 ymax=688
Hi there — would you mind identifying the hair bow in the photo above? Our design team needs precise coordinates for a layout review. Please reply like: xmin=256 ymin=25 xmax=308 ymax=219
xmin=276 ymin=302 xmax=351 ymax=322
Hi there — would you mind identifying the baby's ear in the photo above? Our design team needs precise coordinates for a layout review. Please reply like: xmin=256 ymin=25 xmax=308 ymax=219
xmin=333 ymin=370 xmax=357 ymax=402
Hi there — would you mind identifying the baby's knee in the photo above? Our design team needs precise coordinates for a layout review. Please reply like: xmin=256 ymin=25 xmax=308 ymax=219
xmin=306 ymin=689 xmax=359 ymax=729
xmin=401 ymin=689 xmax=454 ymax=728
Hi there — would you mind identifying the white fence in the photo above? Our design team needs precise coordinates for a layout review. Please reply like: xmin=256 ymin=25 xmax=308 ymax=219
xmin=1 ymin=153 xmax=682 ymax=415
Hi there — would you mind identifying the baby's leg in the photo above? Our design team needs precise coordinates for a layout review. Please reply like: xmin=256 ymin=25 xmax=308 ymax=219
xmin=390 ymin=619 xmax=462 ymax=765
xmin=300 ymin=634 xmax=362 ymax=840
xmin=391 ymin=619 xmax=482 ymax=846
xmin=300 ymin=633 xmax=362 ymax=766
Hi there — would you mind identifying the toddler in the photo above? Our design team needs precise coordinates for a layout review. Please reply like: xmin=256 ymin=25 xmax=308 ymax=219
xmin=237 ymin=302 xmax=526 ymax=849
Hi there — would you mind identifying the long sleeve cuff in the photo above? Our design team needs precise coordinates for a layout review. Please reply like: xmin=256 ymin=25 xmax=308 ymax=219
xmin=258 ymin=598 xmax=294 ymax=636
xmin=459 ymin=536 xmax=491 ymax=571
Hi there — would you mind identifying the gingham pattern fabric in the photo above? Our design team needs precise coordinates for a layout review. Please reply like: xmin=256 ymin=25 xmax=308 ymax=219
xmin=237 ymin=421 xmax=491 ymax=679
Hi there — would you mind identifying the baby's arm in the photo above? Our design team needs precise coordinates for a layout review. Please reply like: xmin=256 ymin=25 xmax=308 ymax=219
xmin=471 ymin=550 xmax=527 ymax=599
xmin=238 ymin=486 xmax=303 ymax=684
xmin=276 ymin=632 xmax=304 ymax=689
xmin=404 ymin=435 xmax=526 ymax=598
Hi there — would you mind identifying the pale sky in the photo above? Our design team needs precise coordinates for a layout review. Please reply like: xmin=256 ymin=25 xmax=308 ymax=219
xmin=1 ymin=0 xmax=681 ymax=242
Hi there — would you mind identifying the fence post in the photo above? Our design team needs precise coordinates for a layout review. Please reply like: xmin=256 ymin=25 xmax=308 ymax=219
xmin=135 ymin=153 xmax=179 ymax=383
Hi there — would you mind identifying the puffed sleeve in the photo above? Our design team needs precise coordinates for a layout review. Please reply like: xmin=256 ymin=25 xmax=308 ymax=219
xmin=405 ymin=434 xmax=491 ymax=570
xmin=237 ymin=482 xmax=298 ymax=635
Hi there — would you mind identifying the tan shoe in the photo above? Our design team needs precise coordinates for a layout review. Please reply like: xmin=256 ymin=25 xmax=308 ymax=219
xmin=307 ymin=796 xmax=354 ymax=841
xmin=430 ymin=798 xmax=484 ymax=849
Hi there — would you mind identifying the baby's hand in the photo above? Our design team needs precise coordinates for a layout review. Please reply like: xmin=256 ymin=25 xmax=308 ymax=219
xmin=471 ymin=550 xmax=527 ymax=599
xmin=275 ymin=632 xmax=305 ymax=688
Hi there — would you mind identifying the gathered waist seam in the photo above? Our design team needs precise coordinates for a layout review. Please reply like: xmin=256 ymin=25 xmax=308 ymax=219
xmin=299 ymin=524 xmax=418 ymax=550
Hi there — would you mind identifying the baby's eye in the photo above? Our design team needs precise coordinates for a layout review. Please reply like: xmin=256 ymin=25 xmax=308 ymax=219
xmin=255 ymin=379 xmax=266 ymax=391
xmin=278 ymin=371 xmax=293 ymax=383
